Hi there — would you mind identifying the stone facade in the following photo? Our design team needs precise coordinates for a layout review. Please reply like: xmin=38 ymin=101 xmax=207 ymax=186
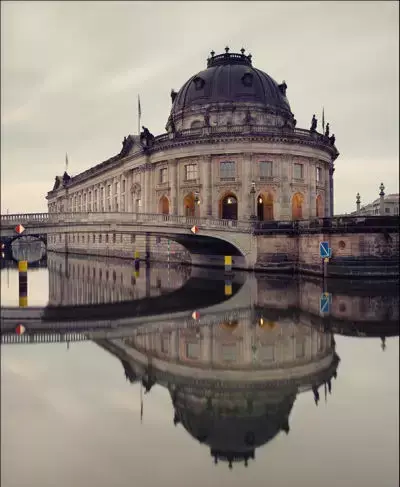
xmin=46 ymin=50 xmax=338 ymax=224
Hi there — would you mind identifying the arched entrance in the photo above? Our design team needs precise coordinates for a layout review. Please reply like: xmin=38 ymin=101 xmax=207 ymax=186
xmin=257 ymin=193 xmax=274 ymax=221
xmin=159 ymin=195 xmax=169 ymax=215
xmin=291 ymin=192 xmax=304 ymax=220
xmin=183 ymin=193 xmax=195 ymax=217
xmin=220 ymin=193 xmax=238 ymax=220
xmin=316 ymin=194 xmax=324 ymax=217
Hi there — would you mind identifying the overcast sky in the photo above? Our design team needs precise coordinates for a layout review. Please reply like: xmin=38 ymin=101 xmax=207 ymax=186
xmin=1 ymin=1 xmax=398 ymax=214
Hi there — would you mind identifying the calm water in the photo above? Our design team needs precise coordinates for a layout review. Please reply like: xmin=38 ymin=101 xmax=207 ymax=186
xmin=1 ymin=252 xmax=399 ymax=487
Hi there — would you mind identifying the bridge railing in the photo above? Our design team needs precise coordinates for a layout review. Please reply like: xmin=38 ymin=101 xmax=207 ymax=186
xmin=1 ymin=211 xmax=254 ymax=232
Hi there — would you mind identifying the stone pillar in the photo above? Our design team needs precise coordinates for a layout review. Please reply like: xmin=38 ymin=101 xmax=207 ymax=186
xmin=325 ymin=167 xmax=332 ymax=217
xmin=280 ymin=158 xmax=291 ymax=220
xmin=309 ymin=161 xmax=317 ymax=218
xmin=144 ymin=162 xmax=151 ymax=214
xmin=356 ymin=193 xmax=361 ymax=214
xmin=379 ymin=183 xmax=385 ymax=215
xmin=126 ymin=171 xmax=133 ymax=212
xmin=170 ymin=159 xmax=178 ymax=215
xmin=328 ymin=165 xmax=334 ymax=217
xmin=202 ymin=156 xmax=212 ymax=217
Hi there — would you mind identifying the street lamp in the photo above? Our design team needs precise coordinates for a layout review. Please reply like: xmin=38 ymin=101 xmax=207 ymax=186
xmin=250 ymin=181 xmax=256 ymax=220
xmin=379 ymin=182 xmax=385 ymax=197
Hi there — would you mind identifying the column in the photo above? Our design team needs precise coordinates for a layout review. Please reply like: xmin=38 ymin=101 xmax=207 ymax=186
xmin=329 ymin=165 xmax=335 ymax=217
xmin=170 ymin=159 xmax=178 ymax=215
xmin=244 ymin=153 xmax=254 ymax=220
xmin=144 ymin=163 xmax=151 ymax=214
xmin=379 ymin=183 xmax=385 ymax=215
xmin=325 ymin=166 xmax=332 ymax=217
xmin=279 ymin=157 xmax=291 ymax=220
xmin=202 ymin=156 xmax=212 ymax=217
xmin=309 ymin=161 xmax=317 ymax=218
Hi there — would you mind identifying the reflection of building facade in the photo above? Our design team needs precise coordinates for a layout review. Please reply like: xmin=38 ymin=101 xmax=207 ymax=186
xmin=98 ymin=318 xmax=339 ymax=468
xmin=47 ymin=48 xmax=338 ymax=227
xmin=47 ymin=253 xmax=191 ymax=306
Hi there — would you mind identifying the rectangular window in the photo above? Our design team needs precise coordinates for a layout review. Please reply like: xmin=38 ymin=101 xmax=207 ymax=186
xmin=260 ymin=161 xmax=273 ymax=178
xmin=294 ymin=163 xmax=303 ymax=179
xmin=385 ymin=207 xmax=390 ymax=214
xmin=185 ymin=342 xmax=200 ymax=359
xmin=221 ymin=344 xmax=237 ymax=362
xmin=161 ymin=336 xmax=169 ymax=354
xmin=185 ymin=164 xmax=198 ymax=181
xmin=220 ymin=161 xmax=236 ymax=180
xmin=296 ymin=340 xmax=305 ymax=358
xmin=160 ymin=168 xmax=168 ymax=183
xmin=259 ymin=345 xmax=275 ymax=362
xmin=122 ymin=179 xmax=126 ymax=193
xmin=316 ymin=167 xmax=322 ymax=183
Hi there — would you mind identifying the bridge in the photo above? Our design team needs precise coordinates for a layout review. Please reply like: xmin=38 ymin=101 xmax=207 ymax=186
xmin=1 ymin=212 xmax=399 ymax=273
xmin=0 ymin=211 xmax=257 ymax=266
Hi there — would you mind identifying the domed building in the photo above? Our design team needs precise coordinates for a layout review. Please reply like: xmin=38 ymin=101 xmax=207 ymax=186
xmin=47 ymin=47 xmax=339 ymax=223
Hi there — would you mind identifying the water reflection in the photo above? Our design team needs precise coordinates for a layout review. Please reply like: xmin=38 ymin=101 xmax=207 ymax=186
xmin=97 ymin=317 xmax=339 ymax=468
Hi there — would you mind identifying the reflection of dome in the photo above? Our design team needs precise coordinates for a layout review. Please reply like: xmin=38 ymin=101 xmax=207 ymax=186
xmin=170 ymin=49 xmax=293 ymax=125
xmin=172 ymin=388 xmax=295 ymax=467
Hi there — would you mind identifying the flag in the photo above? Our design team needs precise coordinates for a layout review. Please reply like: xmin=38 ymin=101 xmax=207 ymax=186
xmin=65 ymin=153 xmax=69 ymax=171
xmin=322 ymin=107 xmax=325 ymax=132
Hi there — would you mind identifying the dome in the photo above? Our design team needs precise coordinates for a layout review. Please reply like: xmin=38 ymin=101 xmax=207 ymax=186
xmin=170 ymin=48 xmax=292 ymax=121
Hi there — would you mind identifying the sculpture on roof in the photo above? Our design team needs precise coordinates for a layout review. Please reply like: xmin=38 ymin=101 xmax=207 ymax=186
xmin=329 ymin=134 xmax=336 ymax=146
xmin=140 ymin=126 xmax=155 ymax=149
xmin=170 ymin=89 xmax=178 ymax=103
xmin=310 ymin=114 xmax=317 ymax=132
xmin=324 ymin=123 xmax=330 ymax=137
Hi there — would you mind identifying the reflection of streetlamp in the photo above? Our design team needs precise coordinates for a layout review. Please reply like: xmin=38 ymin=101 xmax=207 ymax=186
xmin=194 ymin=191 xmax=200 ymax=217
xmin=250 ymin=181 xmax=256 ymax=219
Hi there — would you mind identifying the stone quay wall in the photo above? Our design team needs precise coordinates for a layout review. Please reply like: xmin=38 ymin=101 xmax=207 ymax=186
xmin=46 ymin=222 xmax=399 ymax=277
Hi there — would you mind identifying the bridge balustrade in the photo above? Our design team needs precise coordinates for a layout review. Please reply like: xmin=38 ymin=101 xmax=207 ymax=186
xmin=1 ymin=211 xmax=253 ymax=233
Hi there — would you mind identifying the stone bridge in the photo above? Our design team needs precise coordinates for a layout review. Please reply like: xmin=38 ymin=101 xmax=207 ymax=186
xmin=0 ymin=211 xmax=257 ymax=268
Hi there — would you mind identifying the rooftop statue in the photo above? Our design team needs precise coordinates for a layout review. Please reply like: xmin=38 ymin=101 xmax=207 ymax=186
xmin=324 ymin=123 xmax=330 ymax=137
xmin=329 ymin=134 xmax=336 ymax=146
xmin=170 ymin=89 xmax=178 ymax=103
xmin=140 ymin=126 xmax=155 ymax=149
xmin=310 ymin=114 xmax=317 ymax=132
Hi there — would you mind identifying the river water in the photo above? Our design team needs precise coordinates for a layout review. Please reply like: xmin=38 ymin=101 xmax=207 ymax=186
xmin=1 ymin=253 xmax=399 ymax=487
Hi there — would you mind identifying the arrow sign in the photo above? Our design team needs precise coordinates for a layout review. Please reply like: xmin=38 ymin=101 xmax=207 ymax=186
xmin=320 ymin=293 xmax=331 ymax=313
xmin=15 ymin=224 xmax=25 ymax=234
xmin=191 ymin=225 xmax=199 ymax=234
xmin=319 ymin=241 xmax=330 ymax=258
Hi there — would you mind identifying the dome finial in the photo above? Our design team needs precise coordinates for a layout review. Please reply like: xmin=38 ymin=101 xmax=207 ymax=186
xmin=225 ymin=46 xmax=230 ymax=53
xmin=240 ymin=47 xmax=245 ymax=55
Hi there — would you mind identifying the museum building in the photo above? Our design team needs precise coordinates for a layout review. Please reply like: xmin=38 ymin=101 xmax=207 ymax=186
xmin=47 ymin=47 xmax=339 ymax=222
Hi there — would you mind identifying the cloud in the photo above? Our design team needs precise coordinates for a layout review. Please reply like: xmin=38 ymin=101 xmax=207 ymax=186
xmin=1 ymin=1 xmax=398 ymax=213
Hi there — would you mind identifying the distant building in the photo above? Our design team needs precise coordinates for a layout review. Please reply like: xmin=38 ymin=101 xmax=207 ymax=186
xmin=352 ymin=188 xmax=399 ymax=216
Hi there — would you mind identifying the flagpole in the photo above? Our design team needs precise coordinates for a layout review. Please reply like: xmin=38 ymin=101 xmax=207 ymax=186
xmin=137 ymin=95 xmax=141 ymax=136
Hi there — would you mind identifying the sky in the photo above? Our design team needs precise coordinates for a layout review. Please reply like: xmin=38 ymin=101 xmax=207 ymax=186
xmin=1 ymin=0 xmax=399 ymax=214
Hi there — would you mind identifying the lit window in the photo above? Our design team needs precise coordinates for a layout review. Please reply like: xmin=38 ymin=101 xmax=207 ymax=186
xmin=260 ymin=161 xmax=273 ymax=178
xmin=160 ymin=168 xmax=168 ymax=183
xmin=220 ymin=161 xmax=236 ymax=180
xmin=294 ymin=163 xmax=303 ymax=179
xmin=316 ymin=167 xmax=322 ymax=183
xmin=185 ymin=164 xmax=198 ymax=181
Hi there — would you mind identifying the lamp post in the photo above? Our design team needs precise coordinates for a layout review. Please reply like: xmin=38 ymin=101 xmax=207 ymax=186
xmin=356 ymin=193 xmax=361 ymax=214
xmin=379 ymin=182 xmax=385 ymax=216
xmin=250 ymin=181 xmax=256 ymax=220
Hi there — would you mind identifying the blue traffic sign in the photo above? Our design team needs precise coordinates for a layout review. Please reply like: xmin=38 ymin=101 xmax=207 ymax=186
xmin=319 ymin=241 xmax=331 ymax=258
xmin=320 ymin=293 xmax=331 ymax=313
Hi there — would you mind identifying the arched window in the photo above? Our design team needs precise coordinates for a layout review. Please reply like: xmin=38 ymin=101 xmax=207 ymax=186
xmin=159 ymin=195 xmax=169 ymax=215
xmin=291 ymin=192 xmax=304 ymax=220
xmin=219 ymin=192 xmax=238 ymax=220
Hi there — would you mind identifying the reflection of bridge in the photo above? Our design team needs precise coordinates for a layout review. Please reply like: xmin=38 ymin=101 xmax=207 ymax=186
xmin=1 ymin=271 xmax=398 ymax=343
